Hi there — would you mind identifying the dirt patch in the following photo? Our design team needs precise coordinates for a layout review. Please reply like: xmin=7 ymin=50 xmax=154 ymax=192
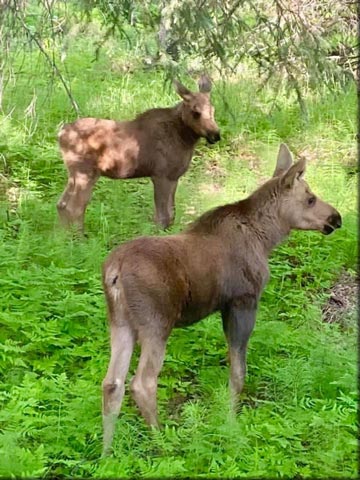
xmin=238 ymin=149 xmax=261 ymax=173
xmin=322 ymin=271 xmax=358 ymax=327
xmin=199 ymin=182 xmax=223 ymax=195
xmin=298 ymin=147 xmax=319 ymax=164
xmin=298 ymin=145 xmax=357 ymax=178
xmin=204 ymin=157 xmax=226 ymax=179
xmin=233 ymin=144 xmax=268 ymax=184
xmin=229 ymin=140 xmax=261 ymax=170
xmin=184 ymin=205 xmax=198 ymax=217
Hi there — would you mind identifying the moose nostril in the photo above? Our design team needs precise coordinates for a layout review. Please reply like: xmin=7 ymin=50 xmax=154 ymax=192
xmin=206 ymin=131 xmax=221 ymax=144
xmin=329 ymin=212 xmax=342 ymax=229
xmin=213 ymin=132 xmax=221 ymax=142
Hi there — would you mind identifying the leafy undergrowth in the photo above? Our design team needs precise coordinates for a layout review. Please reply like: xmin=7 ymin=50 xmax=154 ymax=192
xmin=0 ymin=39 xmax=357 ymax=478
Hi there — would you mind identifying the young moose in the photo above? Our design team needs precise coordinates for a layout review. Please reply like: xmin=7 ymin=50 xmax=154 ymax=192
xmin=57 ymin=76 xmax=220 ymax=231
xmin=101 ymin=144 xmax=341 ymax=454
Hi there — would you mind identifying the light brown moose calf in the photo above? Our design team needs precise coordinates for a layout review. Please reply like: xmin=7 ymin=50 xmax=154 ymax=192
xmin=101 ymin=144 xmax=342 ymax=454
xmin=57 ymin=76 xmax=220 ymax=231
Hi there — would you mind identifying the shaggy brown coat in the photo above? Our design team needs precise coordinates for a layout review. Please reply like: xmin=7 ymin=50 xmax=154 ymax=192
xmin=101 ymin=144 xmax=341 ymax=455
xmin=57 ymin=76 xmax=220 ymax=231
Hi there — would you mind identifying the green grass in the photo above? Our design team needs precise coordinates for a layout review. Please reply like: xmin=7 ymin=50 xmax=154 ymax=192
xmin=0 ymin=36 xmax=357 ymax=478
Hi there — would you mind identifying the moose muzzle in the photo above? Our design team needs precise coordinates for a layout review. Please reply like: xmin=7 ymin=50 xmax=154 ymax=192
xmin=323 ymin=211 xmax=342 ymax=235
xmin=206 ymin=131 xmax=221 ymax=144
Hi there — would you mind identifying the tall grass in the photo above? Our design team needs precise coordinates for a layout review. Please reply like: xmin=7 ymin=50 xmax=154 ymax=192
xmin=0 ymin=35 xmax=357 ymax=478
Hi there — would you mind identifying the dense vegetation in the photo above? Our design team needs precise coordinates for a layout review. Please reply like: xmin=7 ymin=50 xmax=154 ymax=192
xmin=0 ymin=2 xmax=357 ymax=478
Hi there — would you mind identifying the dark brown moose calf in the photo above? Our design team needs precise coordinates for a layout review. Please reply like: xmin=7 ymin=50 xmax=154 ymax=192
xmin=57 ymin=76 xmax=220 ymax=231
xmin=101 ymin=143 xmax=342 ymax=455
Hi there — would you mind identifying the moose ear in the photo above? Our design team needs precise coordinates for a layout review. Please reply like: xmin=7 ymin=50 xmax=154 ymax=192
xmin=173 ymin=80 xmax=193 ymax=102
xmin=281 ymin=157 xmax=307 ymax=188
xmin=198 ymin=75 xmax=212 ymax=93
xmin=273 ymin=143 xmax=293 ymax=177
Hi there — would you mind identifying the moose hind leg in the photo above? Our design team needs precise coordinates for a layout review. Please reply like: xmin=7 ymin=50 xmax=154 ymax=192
xmin=102 ymin=323 xmax=135 ymax=456
xmin=57 ymin=176 xmax=76 ymax=226
xmin=130 ymin=333 xmax=167 ymax=427
xmin=57 ymin=172 xmax=99 ymax=231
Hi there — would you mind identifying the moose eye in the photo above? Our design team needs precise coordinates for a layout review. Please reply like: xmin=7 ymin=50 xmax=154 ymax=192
xmin=307 ymin=196 xmax=316 ymax=206
xmin=192 ymin=111 xmax=201 ymax=119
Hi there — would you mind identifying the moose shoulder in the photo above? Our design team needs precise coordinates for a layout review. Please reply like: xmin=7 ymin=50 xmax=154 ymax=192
xmin=101 ymin=143 xmax=341 ymax=455
xmin=57 ymin=76 xmax=220 ymax=232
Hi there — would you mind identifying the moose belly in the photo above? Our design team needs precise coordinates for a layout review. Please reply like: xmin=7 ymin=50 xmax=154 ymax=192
xmin=101 ymin=163 xmax=150 ymax=179
xmin=175 ymin=297 xmax=219 ymax=328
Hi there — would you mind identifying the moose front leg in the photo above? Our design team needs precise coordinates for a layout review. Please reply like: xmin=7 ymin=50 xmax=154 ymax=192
xmin=221 ymin=301 xmax=257 ymax=406
xmin=151 ymin=177 xmax=178 ymax=229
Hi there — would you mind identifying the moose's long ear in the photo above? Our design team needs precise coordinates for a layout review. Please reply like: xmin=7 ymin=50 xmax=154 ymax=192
xmin=272 ymin=143 xmax=293 ymax=177
xmin=281 ymin=157 xmax=307 ymax=188
xmin=173 ymin=80 xmax=193 ymax=102
xmin=198 ymin=75 xmax=212 ymax=93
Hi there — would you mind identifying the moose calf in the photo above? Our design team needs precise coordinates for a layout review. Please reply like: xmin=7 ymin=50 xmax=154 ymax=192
xmin=101 ymin=144 xmax=341 ymax=454
xmin=57 ymin=76 xmax=220 ymax=231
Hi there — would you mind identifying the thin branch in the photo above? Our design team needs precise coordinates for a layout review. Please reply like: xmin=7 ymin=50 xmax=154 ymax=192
xmin=12 ymin=0 xmax=80 ymax=115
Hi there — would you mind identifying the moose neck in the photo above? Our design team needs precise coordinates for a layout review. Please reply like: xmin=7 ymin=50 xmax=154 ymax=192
xmin=237 ymin=181 xmax=291 ymax=255
xmin=175 ymin=103 xmax=201 ymax=146
xmin=245 ymin=205 xmax=290 ymax=255
xmin=189 ymin=178 xmax=291 ymax=257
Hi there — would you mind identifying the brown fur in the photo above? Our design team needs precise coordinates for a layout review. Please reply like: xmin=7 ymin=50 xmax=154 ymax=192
xmin=57 ymin=76 xmax=220 ymax=231
xmin=101 ymin=144 xmax=342 ymax=455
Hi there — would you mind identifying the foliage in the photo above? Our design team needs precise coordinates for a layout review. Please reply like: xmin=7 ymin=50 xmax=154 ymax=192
xmin=0 ymin=0 xmax=357 ymax=114
xmin=156 ymin=0 xmax=357 ymax=111
xmin=0 ymin=11 xmax=358 ymax=480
